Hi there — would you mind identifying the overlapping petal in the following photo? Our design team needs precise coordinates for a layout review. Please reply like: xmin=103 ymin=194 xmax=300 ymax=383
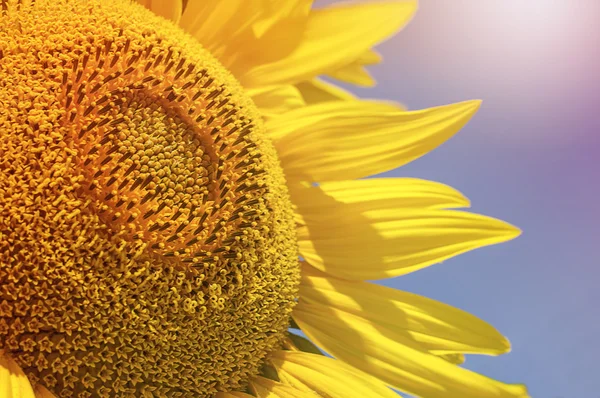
xmin=136 ymin=0 xmax=183 ymax=24
xmin=140 ymin=1 xmax=404 ymax=90
xmin=178 ymin=0 xmax=262 ymax=65
xmin=292 ymin=178 xmax=470 ymax=226
xmin=286 ymin=333 xmax=325 ymax=357
xmin=328 ymin=49 xmax=382 ymax=87
xmin=295 ymin=181 xmax=519 ymax=280
xmin=228 ymin=1 xmax=313 ymax=74
xmin=250 ymin=376 xmax=318 ymax=397
xmin=0 ymin=350 xmax=36 ymax=398
xmin=216 ymin=392 xmax=255 ymax=398
xmin=242 ymin=1 xmax=417 ymax=87
xmin=34 ymin=386 xmax=56 ymax=398
xmin=271 ymin=351 xmax=399 ymax=398
xmin=295 ymin=79 xmax=357 ymax=104
xmin=180 ymin=0 xmax=311 ymax=71
xmin=248 ymin=85 xmax=307 ymax=118
xmin=296 ymin=270 xmax=511 ymax=356
xmin=268 ymin=100 xmax=481 ymax=183
xmin=437 ymin=353 xmax=466 ymax=365
xmin=293 ymin=304 xmax=529 ymax=398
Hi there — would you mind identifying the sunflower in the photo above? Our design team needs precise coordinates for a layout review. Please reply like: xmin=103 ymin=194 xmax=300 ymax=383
xmin=0 ymin=0 xmax=528 ymax=397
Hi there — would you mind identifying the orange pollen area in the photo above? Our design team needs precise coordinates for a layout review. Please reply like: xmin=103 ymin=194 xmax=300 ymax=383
xmin=0 ymin=0 xmax=299 ymax=396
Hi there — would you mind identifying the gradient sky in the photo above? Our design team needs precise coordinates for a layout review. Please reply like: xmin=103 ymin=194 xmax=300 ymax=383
xmin=321 ymin=1 xmax=599 ymax=397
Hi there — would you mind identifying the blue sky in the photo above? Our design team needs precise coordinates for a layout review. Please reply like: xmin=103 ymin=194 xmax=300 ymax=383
xmin=326 ymin=1 xmax=599 ymax=397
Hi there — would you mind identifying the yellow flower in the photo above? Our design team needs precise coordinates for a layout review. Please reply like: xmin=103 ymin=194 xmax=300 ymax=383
xmin=0 ymin=0 xmax=528 ymax=397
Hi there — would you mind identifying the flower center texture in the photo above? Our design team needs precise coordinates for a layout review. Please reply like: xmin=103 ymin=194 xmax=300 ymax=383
xmin=0 ymin=1 xmax=299 ymax=396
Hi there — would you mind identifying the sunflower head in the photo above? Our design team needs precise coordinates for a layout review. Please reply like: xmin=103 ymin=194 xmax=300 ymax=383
xmin=0 ymin=0 xmax=298 ymax=395
xmin=0 ymin=0 xmax=531 ymax=397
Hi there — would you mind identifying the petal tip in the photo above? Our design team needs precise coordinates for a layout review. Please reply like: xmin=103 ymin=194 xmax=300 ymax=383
xmin=491 ymin=223 xmax=521 ymax=247
xmin=485 ymin=216 xmax=522 ymax=242
xmin=501 ymin=335 xmax=513 ymax=353
xmin=504 ymin=223 xmax=522 ymax=240
xmin=463 ymin=99 xmax=483 ymax=114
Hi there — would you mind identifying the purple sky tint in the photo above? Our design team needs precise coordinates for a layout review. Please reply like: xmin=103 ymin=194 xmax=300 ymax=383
xmin=319 ymin=1 xmax=599 ymax=397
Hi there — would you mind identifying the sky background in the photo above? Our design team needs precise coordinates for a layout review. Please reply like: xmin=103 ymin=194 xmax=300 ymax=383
xmin=325 ymin=1 xmax=598 ymax=397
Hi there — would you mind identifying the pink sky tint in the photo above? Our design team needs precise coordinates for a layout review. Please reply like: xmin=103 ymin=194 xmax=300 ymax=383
xmin=362 ymin=0 xmax=600 ymax=147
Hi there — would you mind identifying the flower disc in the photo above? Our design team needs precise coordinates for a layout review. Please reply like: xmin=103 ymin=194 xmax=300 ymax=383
xmin=0 ymin=0 xmax=299 ymax=396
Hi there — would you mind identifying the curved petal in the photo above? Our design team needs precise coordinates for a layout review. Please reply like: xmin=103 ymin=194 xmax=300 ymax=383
xmin=328 ymin=49 xmax=382 ymax=87
xmin=179 ymin=0 xmax=261 ymax=63
xmin=269 ymin=100 xmax=481 ymax=183
xmin=293 ymin=304 xmax=529 ymax=398
xmin=327 ymin=63 xmax=376 ymax=87
xmin=297 ymin=206 xmax=520 ymax=280
xmin=248 ymin=85 xmax=306 ymax=118
xmin=242 ymin=1 xmax=417 ymax=87
xmin=34 ymin=385 xmax=56 ymax=398
xmin=229 ymin=1 xmax=313 ymax=74
xmin=285 ymin=334 xmax=325 ymax=357
xmin=136 ymin=0 xmax=183 ymax=24
xmin=250 ymin=376 xmax=318 ymax=397
xmin=271 ymin=350 xmax=399 ymax=398
xmin=297 ymin=271 xmax=511 ymax=356
xmin=295 ymin=79 xmax=356 ymax=104
xmin=181 ymin=0 xmax=311 ymax=70
xmin=216 ymin=392 xmax=255 ymax=398
xmin=292 ymin=178 xmax=470 ymax=226
xmin=437 ymin=353 xmax=466 ymax=365
xmin=0 ymin=350 xmax=36 ymax=398
xmin=250 ymin=1 xmax=311 ymax=37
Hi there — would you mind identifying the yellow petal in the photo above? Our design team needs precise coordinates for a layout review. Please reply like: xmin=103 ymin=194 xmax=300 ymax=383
xmin=328 ymin=49 xmax=382 ymax=87
xmin=286 ymin=333 xmax=324 ymax=356
xmin=248 ymin=85 xmax=306 ymax=118
xmin=242 ymin=1 xmax=417 ymax=87
xmin=437 ymin=353 xmax=466 ymax=365
xmin=297 ymin=208 xmax=520 ymax=280
xmin=295 ymin=79 xmax=356 ymax=104
xmin=179 ymin=0 xmax=257 ymax=64
xmin=34 ymin=385 xmax=56 ymax=398
xmin=251 ymin=1 xmax=312 ymax=38
xmin=352 ymin=48 xmax=383 ymax=66
xmin=181 ymin=0 xmax=310 ymax=71
xmin=216 ymin=392 xmax=255 ymax=398
xmin=271 ymin=350 xmax=399 ymax=398
xmin=229 ymin=1 xmax=312 ymax=74
xmin=0 ymin=350 xmax=36 ymax=398
xmin=297 ymin=271 xmax=511 ymax=356
xmin=136 ymin=0 xmax=183 ymax=24
xmin=270 ymin=100 xmax=481 ymax=183
xmin=292 ymin=178 xmax=470 ymax=226
xmin=327 ymin=63 xmax=376 ymax=87
xmin=250 ymin=376 xmax=318 ymax=398
xmin=293 ymin=304 xmax=529 ymax=398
